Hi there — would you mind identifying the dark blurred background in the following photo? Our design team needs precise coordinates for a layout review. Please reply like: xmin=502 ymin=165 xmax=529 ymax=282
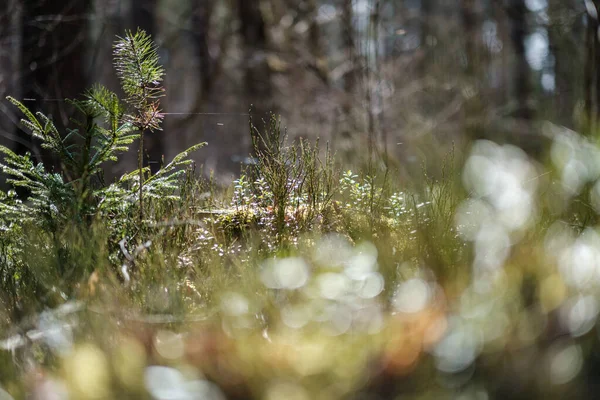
xmin=0 ymin=0 xmax=594 ymax=182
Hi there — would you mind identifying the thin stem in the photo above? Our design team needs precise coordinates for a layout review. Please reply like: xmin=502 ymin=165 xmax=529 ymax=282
xmin=139 ymin=126 xmax=144 ymax=222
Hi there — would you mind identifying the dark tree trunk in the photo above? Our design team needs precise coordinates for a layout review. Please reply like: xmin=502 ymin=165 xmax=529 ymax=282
xmin=368 ymin=0 xmax=385 ymax=166
xmin=302 ymin=0 xmax=324 ymax=61
xmin=420 ymin=0 xmax=434 ymax=72
xmin=492 ymin=0 xmax=510 ymax=106
xmin=461 ymin=0 xmax=483 ymax=77
xmin=92 ymin=0 xmax=126 ymax=94
xmin=131 ymin=0 xmax=156 ymax=38
xmin=308 ymin=0 xmax=321 ymax=58
xmin=191 ymin=0 xmax=215 ymax=98
xmin=20 ymin=0 xmax=90 ymax=164
xmin=592 ymin=0 xmax=600 ymax=134
xmin=595 ymin=1 xmax=600 ymax=131
xmin=584 ymin=0 xmax=600 ymax=132
xmin=461 ymin=0 xmax=486 ymax=138
xmin=131 ymin=0 xmax=162 ymax=173
xmin=0 ymin=0 xmax=22 ymax=155
xmin=585 ymin=4 xmax=594 ymax=125
xmin=507 ymin=0 xmax=533 ymax=120
xmin=547 ymin=0 xmax=567 ymax=124
xmin=341 ymin=0 xmax=356 ymax=109
xmin=336 ymin=0 xmax=357 ymax=163
xmin=237 ymin=0 xmax=273 ymax=121
xmin=547 ymin=0 xmax=584 ymax=127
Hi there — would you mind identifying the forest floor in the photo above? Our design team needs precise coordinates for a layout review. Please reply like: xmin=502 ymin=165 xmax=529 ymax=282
xmin=1 ymin=127 xmax=600 ymax=399
xmin=1 ymin=30 xmax=599 ymax=399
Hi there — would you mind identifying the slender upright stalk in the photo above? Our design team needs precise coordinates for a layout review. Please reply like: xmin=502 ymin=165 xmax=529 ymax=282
xmin=138 ymin=126 xmax=144 ymax=221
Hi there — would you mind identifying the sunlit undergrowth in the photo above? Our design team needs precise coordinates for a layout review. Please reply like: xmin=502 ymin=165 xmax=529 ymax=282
xmin=4 ymin=33 xmax=600 ymax=400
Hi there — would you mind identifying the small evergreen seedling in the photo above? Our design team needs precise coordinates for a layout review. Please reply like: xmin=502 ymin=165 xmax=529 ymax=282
xmin=2 ymin=29 xmax=205 ymax=231
xmin=0 ymin=30 xmax=206 ymax=299
xmin=113 ymin=29 xmax=166 ymax=221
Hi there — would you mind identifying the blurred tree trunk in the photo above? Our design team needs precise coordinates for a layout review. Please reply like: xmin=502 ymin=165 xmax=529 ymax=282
xmin=89 ymin=0 xmax=128 ymax=180
xmin=585 ymin=0 xmax=600 ymax=132
xmin=551 ymin=0 xmax=584 ymax=127
xmin=341 ymin=0 xmax=355 ymax=111
xmin=389 ymin=0 xmax=405 ymax=58
xmin=131 ymin=0 xmax=162 ymax=173
xmin=0 ymin=0 xmax=22 ymax=158
xmin=417 ymin=0 xmax=436 ymax=129
xmin=336 ymin=0 xmax=358 ymax=163
xmin=92 ymin=0 xmax=127 ymax=94
xmin=237 ymin=0 xmax=274 ymax=122
xmin=461 ymin=0 xmax=485 ymax=137
xmin=20 ymin=0 xmax=90 ymax=164
xmin=307 ymin=0 xmax=321 ymax=57
xmin=368 ymin=0 xmax=385 ymax=166
xmin=492 ymin=0 xmax=510 ymax=106
xmin=461 ymin=0 xmax=483 ymax=77
xmin=420 ymin=0 xmax=434 ymax=73
xmin=302 ymin=0 xmax=324 ymax=61
xmin=507 ymin=0 xmax=533 ymax=120
xmin=547 ymin=0 xmax=570 ymax=125
xmin=191 ymin=0 xmax=215 ymax=100
xmin=178 ymin=1 xmax=232 ymax=129
xmin=595 ymin=0 xmax=600 ymax=132
xmin=131 ymin=0 xmax=156 ymax=37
